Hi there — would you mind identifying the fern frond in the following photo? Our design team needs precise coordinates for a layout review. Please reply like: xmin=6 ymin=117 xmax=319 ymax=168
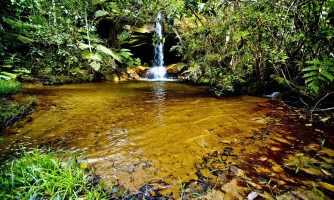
xmin=320 ymin=71 xmax=334 ymax=82
xmin=90 ymin=61 xmax=101 ymax=71
xmin=96 ymin=45 xmax=123 ymax=63
xmin=303 ymin=72 xmax=318 ymax=78
xmin=302 ymin=66 xmax=318 ymax=72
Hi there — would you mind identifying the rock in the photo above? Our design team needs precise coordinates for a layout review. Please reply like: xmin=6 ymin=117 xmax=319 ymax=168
xmin=247 ymin=191 xmax=259 ymax=200
xmin=134 ymin=66 xmax=150 ymax=77
xmin=166 ymin=64 xmax=179 ymax=74
xmin=127 ymin=68 xmax=140 ymax=79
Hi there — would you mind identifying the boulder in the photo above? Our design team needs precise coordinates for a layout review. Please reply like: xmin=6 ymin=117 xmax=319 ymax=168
xmin=134 ymin=66 xmax=150 ymax=77
xmin=166 ymin=64 xmax=179 ymax=74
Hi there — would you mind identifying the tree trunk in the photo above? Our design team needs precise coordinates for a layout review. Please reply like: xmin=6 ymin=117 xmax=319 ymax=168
xmin=108 ymin=21 xmax=117 ymax=48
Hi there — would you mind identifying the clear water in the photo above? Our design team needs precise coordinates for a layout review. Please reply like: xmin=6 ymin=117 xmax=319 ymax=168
xmin=1 ymin=81 xmax=271 ymax=193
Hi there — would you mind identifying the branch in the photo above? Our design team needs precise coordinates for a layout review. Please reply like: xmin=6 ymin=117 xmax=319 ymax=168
xmin=310 ymin=92 xmax=333 ymax=119
xmin=314 ymin=107 xmax=334 ymax=111
xmin=300 ymin=97 xmax=309 ymax=108
xmin=172 ymin=28 xmax=184 ymax=47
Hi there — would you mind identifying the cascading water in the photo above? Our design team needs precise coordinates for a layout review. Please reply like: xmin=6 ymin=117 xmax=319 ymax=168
xmin=148 ymin=13 xmax=167 ymax=80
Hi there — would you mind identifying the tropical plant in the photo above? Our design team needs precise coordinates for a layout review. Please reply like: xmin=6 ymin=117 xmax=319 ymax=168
xmin=302 ymin=56 xmax=334 ymax=94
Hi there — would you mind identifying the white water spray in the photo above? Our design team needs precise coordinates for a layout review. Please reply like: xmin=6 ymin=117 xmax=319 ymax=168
xmin=148 ymin=13 xmax=167 ymax=80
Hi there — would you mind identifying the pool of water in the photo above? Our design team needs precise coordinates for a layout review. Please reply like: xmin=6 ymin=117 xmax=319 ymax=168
xmin=0 ymin=81 xmax=272 ymax=192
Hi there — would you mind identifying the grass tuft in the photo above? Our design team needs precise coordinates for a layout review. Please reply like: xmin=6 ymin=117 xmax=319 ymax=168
xmin=0 ymin=148 xmax=111 ymax=199
xmin=0 ymin=80 xmax=22 ymax=96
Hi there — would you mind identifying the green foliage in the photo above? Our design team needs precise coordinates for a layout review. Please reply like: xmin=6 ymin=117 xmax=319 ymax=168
xmin=302 ymin=57 xmax=334 ymax=94
xmin=0 ymin=148 xmax=111 ymax=199
xmin=0 ymin=0 xmax=144 ymax=82
xmin=0 ymin=80 xmax=22 ymax=96
xmin=164 ymin=0 xmax=334 ymax=98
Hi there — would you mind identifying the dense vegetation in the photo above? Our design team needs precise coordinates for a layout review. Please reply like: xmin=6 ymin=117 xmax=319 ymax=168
xmin=1 ymin=0 xmax=333 ymax=111
xmin=164 ymin=0 xmax=334 ymax=104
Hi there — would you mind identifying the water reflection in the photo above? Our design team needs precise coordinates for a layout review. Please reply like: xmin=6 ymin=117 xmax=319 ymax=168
xmin=151 ymin=82 xmax=166 ymax=124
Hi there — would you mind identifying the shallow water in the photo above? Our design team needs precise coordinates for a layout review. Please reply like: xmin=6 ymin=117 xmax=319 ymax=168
xmin=0 ymin=81 xmax=272 ymax=192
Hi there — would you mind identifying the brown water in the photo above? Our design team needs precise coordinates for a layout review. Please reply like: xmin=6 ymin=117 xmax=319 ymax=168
xmin=0 ymin=81 xmax=272 ymax=193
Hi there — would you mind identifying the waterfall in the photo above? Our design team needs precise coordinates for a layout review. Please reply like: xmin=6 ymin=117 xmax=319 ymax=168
xmin=148 ymin=13 xmax=167 ymax=80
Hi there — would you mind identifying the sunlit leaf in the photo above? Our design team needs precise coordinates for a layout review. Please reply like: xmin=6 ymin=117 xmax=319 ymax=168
xmin=94 ymin=10 xmax=109 ymax=18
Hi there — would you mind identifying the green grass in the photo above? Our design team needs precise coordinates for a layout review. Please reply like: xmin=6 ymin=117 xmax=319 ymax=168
xmin=0 ymin=148 xmax=111 ymax=199
xmin=0 ymin=79 xmax=22 ymax=96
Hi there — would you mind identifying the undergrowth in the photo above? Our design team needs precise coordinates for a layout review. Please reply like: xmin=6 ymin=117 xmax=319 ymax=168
xmin=0 ymin=80 xmax=22 ymax=96
xmin=0 ymin=148 xmax=111 ymax=199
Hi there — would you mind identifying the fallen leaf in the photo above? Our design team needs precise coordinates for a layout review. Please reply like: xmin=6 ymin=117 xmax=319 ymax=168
xmin=80 ymin=162 xmax=88 ymax=169
xmin=149 ymin=190 xmax=156 ymax=196
xmin=259 ymin=157 xmax=267 ymax=161
xmin=318 ymin=182 xmax=334 ymax=192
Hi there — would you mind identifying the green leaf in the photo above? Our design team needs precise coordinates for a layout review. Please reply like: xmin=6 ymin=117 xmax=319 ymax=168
xmin=1 ymin=72 xmax=17 ymax=79
xmin=296 ymin=164 xmax=303 ymax=173
xmin=177 ymin=63 xmax=187 ymax=71
xmin=78 ymin=43 xmax=92 ymax=50
xmin=82 ymin=53 xmax=101 ymax=61
xmin=7 ymin=33 xmax=35 ymax=43
xmin=90 ymin=61 xmax=100 ymax=71
xmin=302 ymin=66 xmax=318 ymax=72
xmin=320 ymin=139 xmax=325 ymax=150
xmin=0 ymin=75 xmax=11 ymax=80
xmin=118 ymin=49 xmax=133 ymax=59
xmin=306 ymin=60 xmax=321 ymax=65
xmin=320 ymin=71 xmax=334 ymax=82
xmin=309 ymin=83 xmax=319 ymax=93
xmin=4 ymin=18 xmax=42 ymax=30
xmin=96 ymin=45 xmax=123 ymax=63
xmin=305 ymin=76 xmax=318 ymax=84
xmin=303 ymin=71 xmax=318 ymax=78
xmin=94 ymin=10 xmax=109 ymax=18
xmin=13 ymin=68 xmax=31 ymax=74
